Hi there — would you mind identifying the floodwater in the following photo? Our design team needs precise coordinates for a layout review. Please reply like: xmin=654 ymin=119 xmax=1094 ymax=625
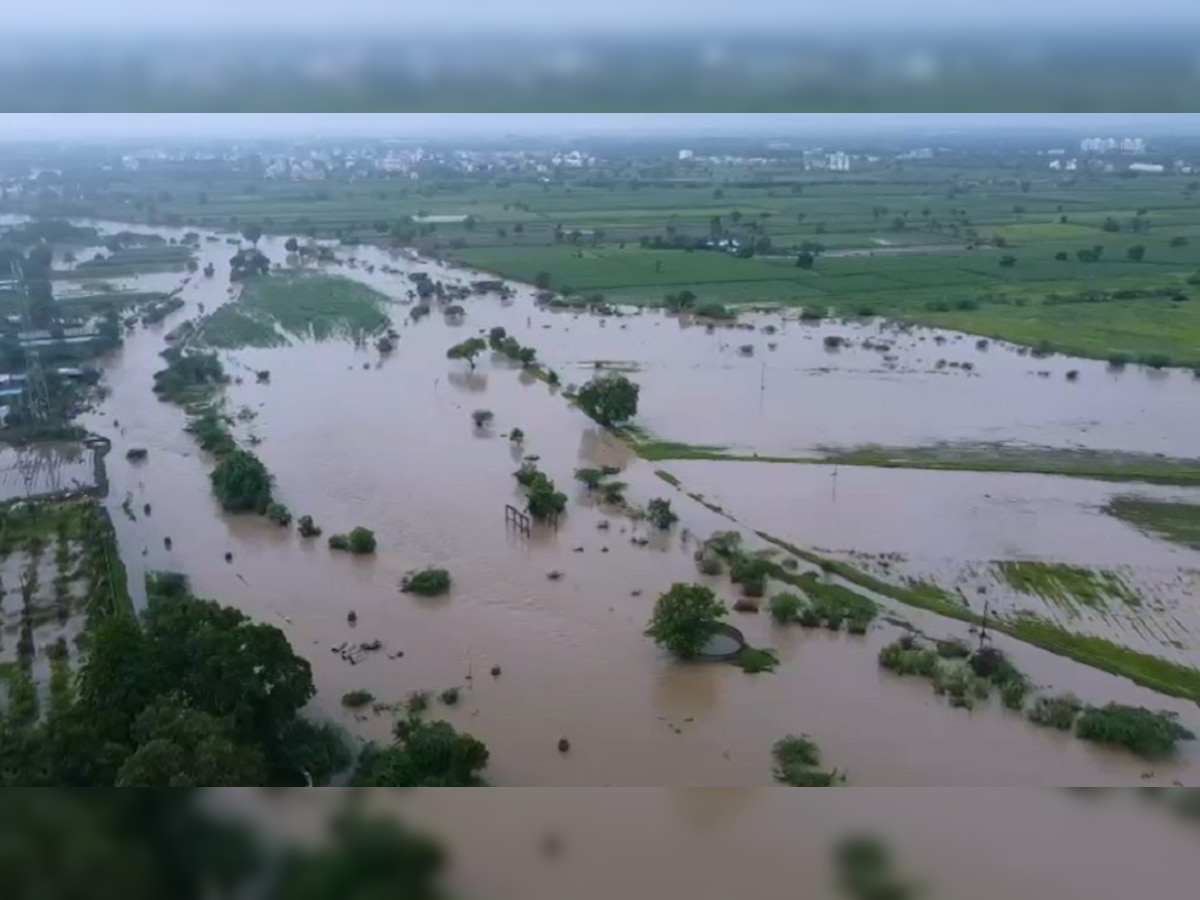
xmin=0 ymin=442 xmax=98 ymax=502
xmin=227 ymin=788 xmax=1200 ymax=900
xmin=662 ymin=460 xmax=1200 ymax=659
xmin=41 ymin=220 xmax=1199 ymax=785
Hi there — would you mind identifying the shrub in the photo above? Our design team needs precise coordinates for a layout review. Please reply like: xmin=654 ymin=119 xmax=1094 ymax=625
xmin=1054 ymin=250 xmax=1068 ymax=261
xmin=341 ymin=689 xmax=375 ymax=709
xmin=696 ymin=549 xmax=723 ymax=576
xmin=209 ymin=449 xmax=273 ymax=513
xmin=471 ymin=409 xmax=494 ymax=428
xmin=736 ymin=646 xmax=780 ymax=673
xmin=772 ymin=735 xmax=844 ymax=786
xmin=440 ymin=687 xmax=461 ymax=706
xmin=401 ymin=568 xmax=452 ymax=596
xmin=1027 ymin=693 xmax=1083 ymax=730
xmin=1075 ymin=704 xmax=1195 ymax=759
xmin=878 ymin=639 xmax=939 ymax=677
xmin=404 ymin=690 xmax=431 ymax=715
xmin=730 ymin=554 xmax=771 ymax=598
xmin=646 ymin=498 xmax=678 ymax=530
xmin=823 ymin=335 xmax=844 ymax=349
xmin=297 ymin=514 xmax=322 ymax=537
xmin=599 ymin=480 xmax=627 ymax=505
xmin=265 ymin=503 xmax=292 ymax=527
xmin=1107 ymin=352 xmax=1130 ymax=368
xmin=1140 ymin=353 xmax=1172 ymax=369
xmin=768 ymin=591 xmax=804 ymax=624
xmin=935 ymin=638 xmax=971 ymax=659
xmin=1001 ymin=677 xmax=1030 ymax=710
xmin=330 ymin=526 xmax=376 ymax=554
xmin=509 ymin=428 xmax=524 ymax=443
xmin=645 ymin=583 xmax=728 ymax=660
xmin=695 ymin=302 xmax=734 ymax=320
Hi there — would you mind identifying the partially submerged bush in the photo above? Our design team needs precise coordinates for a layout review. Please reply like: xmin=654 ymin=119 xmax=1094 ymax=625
xmin=878 ymin=639 xmax=940 ymax=677
xmin=772 ymin=735 xmax=844 ymax=786
xmin=645 ymin=583 xmax=728 ymax=660
xmin=509 ymin=427 xmax=525 ymax=443
xmin=471 ymin=409 xmax=494 ymax=428
xmin=265 ymin=502 xmax=292 ymax=527
xmin=440 ymin=687 xmax=461 ymax=706
xmin=209 ymin=448 xmax=273 ymax=514
xmin=935 ymin=638 xmax=971 ymax=659
xmin=401 ymin=568 xmax=452 ymax=596
xmin=735 ymin=646 xmax=779 ymax=674
xmin=1027 ymin=693 xmax=1083 ymax=730
xmin=329 ymin=526 xmax=376 ymax=554
xmin=405 ymin=690 xmax=431 ymax=715
xmin=341 ymin=689 xmax=375 ymax=709
xmin=646 ymin=498 xmax=678 ymax=530
xmin=1075 ymin=704 xmax=1195 ymax=759
xmin=768 ymin=591 xmax=804 ymax=624
xmin=297 ymin=514 xmax=322 ymax=537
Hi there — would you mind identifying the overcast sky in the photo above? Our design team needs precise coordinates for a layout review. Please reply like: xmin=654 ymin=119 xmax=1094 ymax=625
xmin=5 ymin=0 xmax=1196 ymax=35
xmin=0 ymin=114 xmax=1194 ymax=141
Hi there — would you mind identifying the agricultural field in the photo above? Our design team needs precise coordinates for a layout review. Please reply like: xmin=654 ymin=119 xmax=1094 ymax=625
xmin=196 ymin=272 xmax=393 ymax=348
xmin=0 ymin=499 xmax=130 ymax=724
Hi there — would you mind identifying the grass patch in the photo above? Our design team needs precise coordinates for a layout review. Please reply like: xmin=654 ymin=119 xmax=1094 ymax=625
xmin=1104 ymin=496 xmax=1200 ymax=550
xmin=771 ymin=735 xmax=845 ymax=786
xmin=994 ymin=561 xmax=1141 ymax=611
xmin=1075 ymin=703 xmax=1195 ymax=759
xmin=635 ymin=439 xmax=1200 ymax=487
xmin=734 ymin=645 xmax=780 ymax=674
xmin=198 ymin=272 xmax=391 ymax=347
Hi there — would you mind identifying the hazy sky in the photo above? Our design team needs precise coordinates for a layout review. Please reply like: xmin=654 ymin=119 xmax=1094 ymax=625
xmin=0 ymin=114 xmax=1194 ymax=141
xmin=5 ymin=0 xmax=1195 ymax=34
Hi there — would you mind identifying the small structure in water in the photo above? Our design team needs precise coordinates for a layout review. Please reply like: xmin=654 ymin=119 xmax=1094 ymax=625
xmin=698 ymin=623 xmax=746 ymax=661
xmin=255 ymin=370 xmax=270 ymax=384
xmin=125 ymin=447 xmax=148 ymax=462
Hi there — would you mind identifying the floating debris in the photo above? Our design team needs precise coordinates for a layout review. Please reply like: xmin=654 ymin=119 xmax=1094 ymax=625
xmin=347 ymin=610 xmax=358 ymax=625
xmin=547 ymin=570 xmax=563 ymax=580
xmin=557 ymin=737 xmax=570 ymax=753
xmin=597 ymin=520 xmax=610 ymax=530
xmin=224 ymin=551 xmax=233 ymax=563
xmin=163 ymin=536 xmax=172 ymax=549
xmin=491 ymin=665 xmax=501 ymax=677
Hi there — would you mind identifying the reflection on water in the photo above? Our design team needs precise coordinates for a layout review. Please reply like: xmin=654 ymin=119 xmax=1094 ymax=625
xmin=46 ymin=218 xmax=1199 ymax=785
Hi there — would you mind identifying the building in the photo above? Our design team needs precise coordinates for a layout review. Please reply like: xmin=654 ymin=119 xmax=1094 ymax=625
xmin=678 ymin=149 xmax=694 ymax=161
xmin=827 ymin=151 xmax=850 ymax=172
xmin=1128 ymin=162 xmax=1165 ymax=173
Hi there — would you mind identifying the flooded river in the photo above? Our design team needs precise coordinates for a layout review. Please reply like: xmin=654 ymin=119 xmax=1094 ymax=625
xmin=49 ymin=223 xmax=1200 ymax=785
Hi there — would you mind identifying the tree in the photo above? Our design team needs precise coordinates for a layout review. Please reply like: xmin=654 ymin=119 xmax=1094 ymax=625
xmin=576 ymin=375 xmax=639 ymax=428
xmin=646 ymin=498 xmax=678 ymax=530
xmin=1127 ymin=244 xmax=1146 ymax=261
xmin=353 ymin=717 xmax=489 ymax=786
xmin=347 ymin=527 xmax=377 ymax=554
xmin=1054 ymin=251 xmax=1069 ymax=261
xmin=210 ymin=449 xmax=273 ymax=514
xmin=795 ymin=251 xmax=815 ymax=269
xmin=284 ymin=237 xmax=299 ymax=253
xmin=446 ymin=337 xmax=487 ymax=369
xmin=534 ymin=271 xmax=552 ymax=290
xmin=242 ymin=223 xmax=264 ymax=246
xmin=646 ymin=583 xmax=728 ymax=660
xmin=1101 ymin=217 xmax=1120 ymax=233
xmin=115 ymin=701 xmax=267 ymax=787
xmin=525 ymin=472 xmax=567 ymax=521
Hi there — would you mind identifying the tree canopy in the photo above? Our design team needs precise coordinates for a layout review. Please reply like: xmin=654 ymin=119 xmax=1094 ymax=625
xmin=0 ymin=576 xmax=347 ymax=787
xmin=575 ymin=374 xmax=639 ymax=428
xmin=446 ymin=337 xmax=487 ymax=369
xmin=353 ymin=717 xmax=489 ymax=786
xmin=646 ymin=583 xmax=728 ymax=660
xmin=210 ymin=449 xmax=274 ymax=514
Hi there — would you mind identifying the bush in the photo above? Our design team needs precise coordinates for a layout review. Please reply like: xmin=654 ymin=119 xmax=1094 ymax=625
xmin=1027 ymin=693 xmax=1083 ymax=730
xmin=768 ymin=591 xmax=804 ymax=624
xmin=878 ymin=639 xmax=939 ymax=677
xmin=1075 ymin=704 xmax=1195 ymax=759
xmin=936 ymin=638 xmax=971 ymax=659
xmin=297 ymin=514 xmax=322 ymax=537
xmin=646 ymin=498 xmax=678 ymax=530
xmin=645 ymin=583 xmax=728 ymax=660
xmin=405 ymin=691 xmax=431 ymax=715
xmin=694 ymin=302 xmax=734 ymax=320
xmin=401 ymin=568 xmax=452 ymax=596
xmin=823 ymin=335 xmax=844 ymax=349
xmin=1107 ymin=352 xmax=1130 ymax=368
xmin=729 ymin=554 xmax=771 ymax=598
xmin=772 ymin=735 xmax=844 ymax=786
xmin=341 ymin=690 xmax=375 ymax=709
xmin=440 ymin=687 xmax=460 ymax=706
xmin=265 ymin=503 xmax=292 ymax=527
xmin=696 ymin=549 xmax=723 ymax=576
xmin=736 ymin=646 xmax=780 ymax=673
xmin=209 ymin=449 xmax=273 ymax=514
xmin=509 ymin=427 xmax=524 ymax=443
xmin=329 ymin=526 xmax=376 ymax=554
xmin=471 ymin=409 xmax=494 ymax=428
xmin=574 ymin=467 xmax=605 ymax=490
xmin=1140 ymin=353 xmax=1172 ymax=369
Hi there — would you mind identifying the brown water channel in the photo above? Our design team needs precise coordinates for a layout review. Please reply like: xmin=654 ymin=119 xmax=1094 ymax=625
xmin=58 ymin=222 xmax=1200 ymax=785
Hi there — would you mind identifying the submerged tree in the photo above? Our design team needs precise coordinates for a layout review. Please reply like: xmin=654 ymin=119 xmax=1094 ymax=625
xmin=447 ymin=337 xmax=487 ymax=369
xmin=576 ymin=374 xmax=639 ymax=428
xmin=210 ymin=449 xmax=273 ymax=514
xmin=646 ymin=583 xmax=728 ymax=660
xmin=646 ymin=498 xmax=678 ymax=530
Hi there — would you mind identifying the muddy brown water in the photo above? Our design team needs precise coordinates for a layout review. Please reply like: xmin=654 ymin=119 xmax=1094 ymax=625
xmin=224 ymin=788 xmax=1200 ymax=900
xmin=37 ymin=221 xmax=1196 ymax=785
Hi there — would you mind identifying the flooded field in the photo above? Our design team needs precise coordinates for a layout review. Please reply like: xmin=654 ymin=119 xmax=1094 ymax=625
xmin=0 ymin=442 xmax=100 ymax=502
xmin=34 ymin=220 xmax=1197 ymax=785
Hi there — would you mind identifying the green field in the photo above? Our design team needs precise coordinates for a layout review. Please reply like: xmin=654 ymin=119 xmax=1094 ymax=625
xmin=9 ymin=165 xmax=1200 ymax=361
xmin=1104 ymin=497 xmax=1200 ymax=550
xmin=197 ymin=272 xmax=392 ymax=348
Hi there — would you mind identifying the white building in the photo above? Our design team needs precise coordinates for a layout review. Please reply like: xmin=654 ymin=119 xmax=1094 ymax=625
xmin=678 ymin=149 xmax=694 ymax=161
xmin=1128 ymin=162 xmax=1165 ymax=173
xmin=827 ymin=151 xmax=850 ymax=172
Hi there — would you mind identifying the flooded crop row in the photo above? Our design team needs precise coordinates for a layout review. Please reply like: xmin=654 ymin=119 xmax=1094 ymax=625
xmin=35 ymin=221 xmax=1197 ymax=785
